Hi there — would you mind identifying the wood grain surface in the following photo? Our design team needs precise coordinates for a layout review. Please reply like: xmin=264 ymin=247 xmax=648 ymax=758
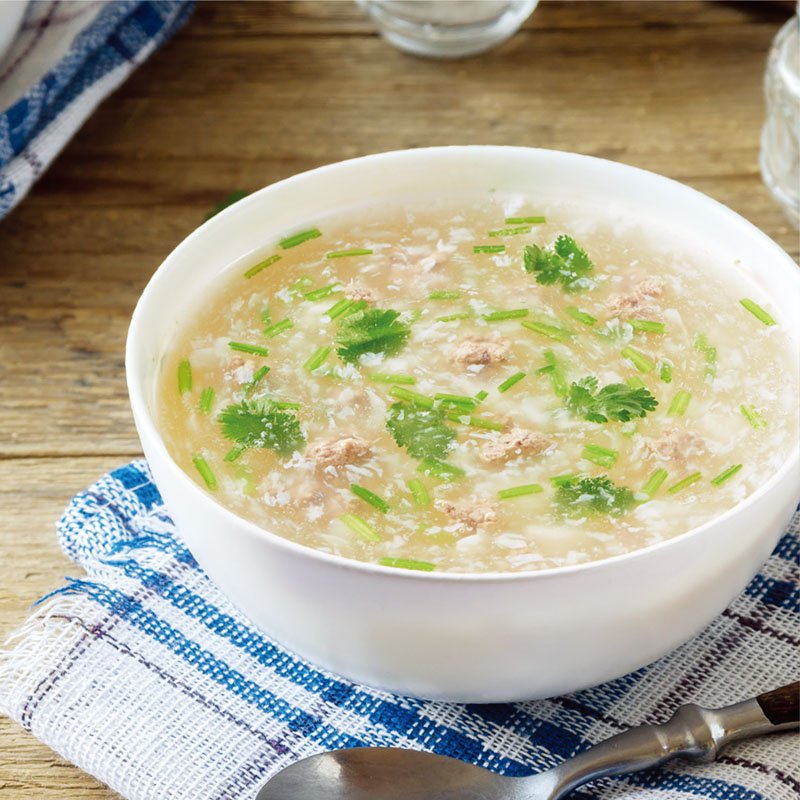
xmin=0 ymin=2 xmax=796 ymax=797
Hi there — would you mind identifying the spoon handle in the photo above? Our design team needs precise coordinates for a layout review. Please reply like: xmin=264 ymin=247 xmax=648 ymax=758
xmin=533 ymin=682 xmax=799 ymax=800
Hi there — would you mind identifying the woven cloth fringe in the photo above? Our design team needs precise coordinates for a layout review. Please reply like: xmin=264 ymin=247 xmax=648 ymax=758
xmin=0 ymin=460 xmax=798 ymax=800
xmin=0 ymin=0 xmax=193 ymax=222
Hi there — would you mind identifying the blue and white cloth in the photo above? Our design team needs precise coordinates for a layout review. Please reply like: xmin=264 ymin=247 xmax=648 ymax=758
xmin=0 ymin=460 xmax=798 ymax=799
xmin=0 ymin=0 xmax=192 ymax=221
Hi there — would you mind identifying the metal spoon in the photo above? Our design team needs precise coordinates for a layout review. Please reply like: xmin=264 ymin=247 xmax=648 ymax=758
xmin=256 ymin=682 xmax=798 ymax=800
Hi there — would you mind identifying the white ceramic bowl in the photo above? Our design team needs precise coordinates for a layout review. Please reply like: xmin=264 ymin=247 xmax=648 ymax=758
xmin=126 ymin=147 xmax=800 ymax=702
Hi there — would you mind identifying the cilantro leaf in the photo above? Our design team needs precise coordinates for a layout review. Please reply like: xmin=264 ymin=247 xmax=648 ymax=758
xmin=335 ymin=308 xmax=411 ymax=364
xmin=217 ymin=398 xmax=305 ymax=456
xmin=566 ymin=376 xmax=657 ymax=423
xmin=386 ymin=402 xmax=456 ymax=461
xmin=556 ymin=475 xmax=636 ymax=518
xmin=523 ymin=234 xmax=595 ymax=293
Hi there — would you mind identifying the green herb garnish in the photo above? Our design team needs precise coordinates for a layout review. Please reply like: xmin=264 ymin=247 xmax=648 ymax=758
xmin=407 ymin=478 xmax=430 ymax=506
xmin=639 ymin=467 xmax=669 ymax=500
xmin=473 ymin=245 xmax=506 ymax=253
xmin=198 ymin=386 xmax=214 ymax=414
xmin=626 ymin=375 xmax=646 ymax=390
xmin=474 ymin=390 xmax=489 ymax=402
xmin=434 ymin=393 xmax=478 ymax=410
xmin=498 ymin=483 xmax=543 ymax=500
xmin=629 ymin=319 xmax=665 ymax=334
xmin=390 ymin=386 xmax=435 ymax=409
xmin=435 ymin=313 xmax=472 ymax=322
xmin=244 ymin=365 xmax=270 ymax=395
xmin=223 ymin=447 xmax=242 ymax=463
xmin=340 ymin=513 xmax=382 ymax=543
xmin=177 ymin=359 xmax=192 ymax=395
xmin=659 ymin=362 xmax=673 ymax=383
xmin=549 ymin=472 xmax=589 ymax=487
xmin=488 ymin=225 xmax=531 ymax=237
xmin=505 ymin=216 xmax=546 ymax=224
xmin=335 ymin=308 xmax=411 ymax=363
xmin=326 ymin=249 xmax=373 ymax=259
xmin=542 ymin=350 xmax=567 ymax=397
xmin=711 ymin=464 xmax=742 ymax=486
xmin=482 ymin=308 xmax=529 ymax=322
xmin=667 ymin=472 xmax=702 ymax=495
xmin=523 ymin=235 xmax=595 ymax=293
xmin=217 ymin=398 xmax=305 ymax=456
xmin=244 ymin=254 xmax=281 ymax=279
xmin=262 ymin=319 xmax=294 ymax=338
xmin=740 ymin=404 xmax=767 ymax=429
xmin=667 ymin=390 xmax=692 ymax=416
xmin=429 ymin=290 xmax=462 ymax=299
xmin=279 ymin=228 xmax=322 ymax=249
xmin=565 ymin=306 xmax=597 ymax=326
xmin=416 ymin=459 xmax=465 ymax=481
xmin=369 ymin=373 xmax=417 ymax=385
xmin=740 ymin=298 xmax=776 ymax=326
xmin=192 ymin=455 xmax=217 ymax=490
xmin=228 ymin=342 xmax=269 ymax=357
xmin=444 ymin=412 xmax=504 ymax=431
xmin=325 ymin=298 xmax=354 ymax=320
xmin=566 ymin=376 xmax=657 ymax=423
xmin=621 ymin=346 xmax=655 ymax=373
xmin=693 ymin=333 xmax=717 ymax=380
xmin=582 ymin=443 xmax=618 ymax=467
xmin=555 ymin=475 xmax=636 ymax=518
xmin=304 ymin=283 xmax=341 ymax=302
xmin=378 ymin=557 xmax=435 ymax=572
xmin=350 ymin=484 xmax=391 ymax=513
xmin=497 ymin=371 xmax=526 ymax=393
xmin=386 ymin=403 xmax=456 ymax=460
xmin=303 ymin=346 xmax=331 ymax=372
xmin=520 ymin=320 xmax=571 ymax=342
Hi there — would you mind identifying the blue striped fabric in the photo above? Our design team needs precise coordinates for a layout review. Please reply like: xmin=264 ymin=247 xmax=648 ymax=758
xmin=3 ymin=460 xmax=798 ymax=799
xmin=0 ymin=0 xmax=193 ymax=220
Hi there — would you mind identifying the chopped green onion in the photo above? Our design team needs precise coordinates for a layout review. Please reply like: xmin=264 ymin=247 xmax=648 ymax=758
xmin=324 ymin=298 xmax=352 ymax=320
xmin=389 ymin=386 xmax=435 ymax=409
xmin=244 ymin=254 xmax=281 ymax=279
xmin=228 ymin=342 xmax=269 ymax=356
xmin=505 ymin=216 xmax=546 ymax=224
xmin=543 ymin=350 xmax=567 ymax=396
xmin=270 ymin=400 xmax=301 ymax=410
xmin=350 ymin=484 xmax=391 ymax=513
xmin=482 ymin=308 xmax=529 ymax=322
xmin=667 ymin=472 xmax=702 ymax=495
xmin=198 ymin=386 xmax=214 ymax=414
xmin=416 ymin=459 xmax=466 ymax=481
xmin=303 ymin=346 xmax=331 ymax=372
xmin=740 ymin=404 xmax=767 ymax=429
xmin=740 ymin=298 xmax=776 ymax=326
xmin=659 ymin=362 xmax=673 ymax=383
xmin=435 ymin=313 xmax=471 ymax=322
xmin=192 ymin=455 xmax=217 ymax=490
xmin=629 ymin=319 xmax=665 ymax=333
xmin=177 ymin=359 xmax=192 ymax=395
xmin=434 ymin=393 xmax=478 ymax=409
xmin=244 ymin=365 xmax=270 ymax=395
xmin=260 ymin=306 xmax=272 ymax=325
xmin=639 ymin=468 xmax=668 ymax=499
xmin=488 ymin=225 xmax=532 ymax=237
xmin=223 ymin=447 xmax=242 ymax=463
xmin=326 ymin=249 xmax=373 ymax=259
xmin=626 ymin=375 xmax=646 ymax=389
xmin=378 ymin=557 xmax=435 ymax=572
xmin=473 ymin=245 xmax=506 ymax=253
xmin=288 ymin=276 xmax=314 ymax=298
xmin=341 ymin=299 xmax=368 ymax=318
xmin=279 ymin=228 xmax=322 ymax=249
xmin=429 ymin=290 xmax=462 ymax=299
xmin=565 ymin=306 xmax=597 ymax=326
xmin=474 ymin=390 xmax=488 ymax=402
xmin=521 ymin=320 xmax=571 ymax=342
xmin=582 ymin=443 xmax=618 ymax=467
xmin=263 ymin=319 xmax=294 ymax=338
xmin=693 ymin=333 xmax=717 ymax=380
xmin=304 ymin=283 xmax=341 ymax=302
xmin=711 ymin=464 xmax=743 ymax=486
xmin=550 ymin=472 xmax=587 ymax=486
xmin=445 ymin=412 xmax=504 ymax=431
xmin=536 ymin=364 xmax=555 ymax=374
xmin=497 ymin=483 xmax=544 ymax=500
xmin=621 ymin=346 xmax=655 ymax=372
xmin=667 ymin=390 xmax=692 ymax=416
xmin=407 ymin=478 xmax=430 ymax=506
xmin=497 ymin=371 xmax=526 ymax=393
xmin=369 ymin=373 xmax=417 ymax=385
xmin=339 ymin=513 xmax=382 ymax=543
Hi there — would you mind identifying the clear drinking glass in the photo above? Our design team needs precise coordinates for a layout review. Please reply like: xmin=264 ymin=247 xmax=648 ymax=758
xmin=760 ymin=10 xmax=800 ymax=229
xmin=356 ymin=0 xmax=538 ymax=59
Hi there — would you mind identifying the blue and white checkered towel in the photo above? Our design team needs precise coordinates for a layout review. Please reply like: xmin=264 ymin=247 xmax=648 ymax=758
xmin=0 ymin=460 xmax=798 ymax=799
xmin=0 ymin=0 xmax=192 ymax=221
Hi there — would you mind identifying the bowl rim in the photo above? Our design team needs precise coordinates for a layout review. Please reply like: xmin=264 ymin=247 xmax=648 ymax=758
xmin=126 ymin=144 xmax=800 ymax=584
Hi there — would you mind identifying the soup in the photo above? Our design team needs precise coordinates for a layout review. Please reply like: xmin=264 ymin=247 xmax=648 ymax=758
xmin=156 ymin=193 xmax=797 ymax=573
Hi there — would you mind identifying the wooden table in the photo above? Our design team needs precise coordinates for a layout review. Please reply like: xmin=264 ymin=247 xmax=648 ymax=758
xmin=1 ymin=1 xmax=796 ymax=796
